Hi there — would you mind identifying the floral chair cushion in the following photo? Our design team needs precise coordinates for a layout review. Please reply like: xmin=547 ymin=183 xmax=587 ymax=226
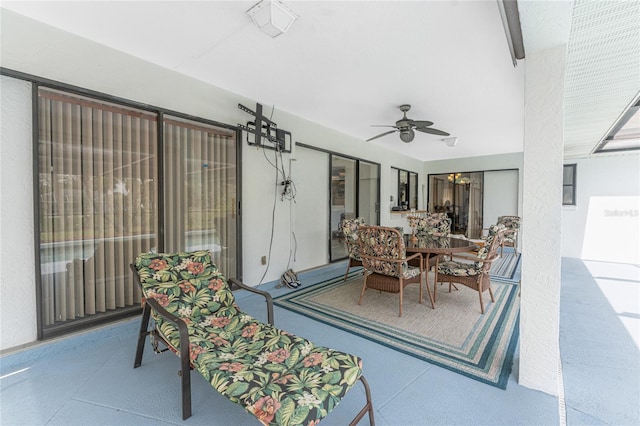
xmin=497 ymin=215 xmax=520 ymax=244
xmin=342 ymin=217 xmax=366 ymax=261
xmin=415 ymin=213 xmax=451 ymax=237
xmin=134 ymin=251 xmax=363 ymax=426
xmin=438 ymin=224 xmax=505 ymax=276
xmin=437 ymin=260 xmax=480 ymax=277
xmin=135 ymin=250 xmax=240 ymax=321
xmin=358 ymin=226 xmax=413 ymax=277
xmin=476 ymin=224 xmax=502 ymax=261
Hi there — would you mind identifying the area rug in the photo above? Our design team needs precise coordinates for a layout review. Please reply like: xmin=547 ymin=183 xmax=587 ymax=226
xmin=274 ymin=273 xmax=520 ymax=389
xmin=490 ymin=252 xmax=521 ymax=283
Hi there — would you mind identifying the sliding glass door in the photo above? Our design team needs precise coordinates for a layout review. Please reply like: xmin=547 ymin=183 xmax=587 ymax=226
xmin=359 ymin=161 xmax=380 ymax=225
xmin=330 ymin=156 xmax=356 ymax=260
xmin=163 ymin=116 xmax=238 ymax=276
xmin=38 ymin=89 xmax=158 ymax=333
xmin=37 ymin=88 xmax=238 ymax=337
xmin=329 ymin=155 xmax=379 ymax=261
xmin=428 ymin=172 xmax=483 ymax=238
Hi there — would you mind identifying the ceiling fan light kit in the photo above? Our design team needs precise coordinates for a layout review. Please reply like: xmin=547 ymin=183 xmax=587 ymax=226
xmin=400 ymin=128 xmax=415 ymax=142
xmin=367 ymin=104 xmax=450 ymax=143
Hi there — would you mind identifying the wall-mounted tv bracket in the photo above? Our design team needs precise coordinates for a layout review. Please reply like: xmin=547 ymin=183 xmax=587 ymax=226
xmin=238 ymin=103 xmax=291 ymax=153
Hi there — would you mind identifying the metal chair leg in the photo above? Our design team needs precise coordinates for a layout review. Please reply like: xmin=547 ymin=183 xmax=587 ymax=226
xmin=349 ymin=375 xmax=376 ymax=426
xmin=134 ymin=303 xmax=151 ymax=368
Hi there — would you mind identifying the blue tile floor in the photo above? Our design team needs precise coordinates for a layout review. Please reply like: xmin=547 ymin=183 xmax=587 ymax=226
xmin=1 ymin=256 xmax=638 ymax=425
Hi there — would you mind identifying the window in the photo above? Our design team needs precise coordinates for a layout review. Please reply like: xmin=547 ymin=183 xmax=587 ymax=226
xmin=392 ymin=167 xmax=418 ymax=210
xmin=36 ymin=87 xmax=238 ymax=338
xmin=563 ymin=164 xmax=577 ymax=205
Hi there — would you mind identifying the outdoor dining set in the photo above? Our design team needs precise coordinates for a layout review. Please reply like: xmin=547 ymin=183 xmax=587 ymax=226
xmin=341 ymin=213 xmax=521 ymax=316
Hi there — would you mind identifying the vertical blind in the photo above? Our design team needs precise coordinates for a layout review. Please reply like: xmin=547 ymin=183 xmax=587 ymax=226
xmin=163 ymin=117 xmax=237 ymax=277
xmin=39 ymin=89 xmax=158 ymax=328
xmin=37 ymin=88 xmax=238 ymax=334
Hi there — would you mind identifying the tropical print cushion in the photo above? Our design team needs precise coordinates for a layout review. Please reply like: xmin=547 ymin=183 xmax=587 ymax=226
xmin=134 ymin=251 xmax=363 ymax=426
xmin=359 ymin=226 xmax=414 ymax=277
xmin=135 ymin=250 xmax=239 ymax=320
xmin=497 ymin=216 xmax=520 ymax=244
xmin=437 ymin=260 xmax=480 ymax=277
xmin=437 ymin=224 xmax=506 ymax=276
xmin=415 ymin=213 xmax=451 ymax=237
xmin=476 ymin=224 xmax=503 ymax=261
xmin=342 ymin=217 xmax=366 ymax=261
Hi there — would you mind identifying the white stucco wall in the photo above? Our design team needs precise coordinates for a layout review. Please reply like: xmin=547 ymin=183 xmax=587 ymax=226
xmin=519 ymin=45 xmax=566 ymax=396
xmin=0 ymin=10 xmax=422 ymax=351
xmin=0 ymin=75 xmax=38 ymax=349
xmin=562 ymin=153 xmax=640 ymax=264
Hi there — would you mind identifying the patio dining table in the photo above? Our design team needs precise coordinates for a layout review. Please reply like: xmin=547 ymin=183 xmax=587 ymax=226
xmin=404 ymin=235 xmax=479 ymax=302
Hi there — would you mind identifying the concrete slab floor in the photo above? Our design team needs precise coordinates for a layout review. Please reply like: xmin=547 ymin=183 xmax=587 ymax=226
xmin=1 ymin=257 xmax=637 ymax=425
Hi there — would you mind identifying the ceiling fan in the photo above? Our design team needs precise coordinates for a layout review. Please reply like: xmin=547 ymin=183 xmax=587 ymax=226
xmin=366 ymin=104 xmax=450 ymax=143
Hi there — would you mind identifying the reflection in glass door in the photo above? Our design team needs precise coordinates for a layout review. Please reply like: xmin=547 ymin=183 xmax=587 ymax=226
xmin=429 ymin=172 xmax=483 ymax=238
xmin=359 ymin=161 xmax=380 ymax=225
xmin=329 ymin=155 xmax=379 ymax=261
xmin=330 ymin=156 xmax=356 ymax=260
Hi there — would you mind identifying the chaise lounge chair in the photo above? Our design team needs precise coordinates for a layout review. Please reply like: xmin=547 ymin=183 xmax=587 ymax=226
xmin=131 ymin=250 xmax=375 ymax=425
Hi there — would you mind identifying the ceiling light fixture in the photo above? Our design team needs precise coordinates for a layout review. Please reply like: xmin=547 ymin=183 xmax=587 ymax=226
xmin=246 ymin=0 xmax=297 ymax=38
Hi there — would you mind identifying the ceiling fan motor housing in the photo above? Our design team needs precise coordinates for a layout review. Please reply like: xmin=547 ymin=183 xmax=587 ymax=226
xmin=400 ymin=128 xmax=415 ymax=142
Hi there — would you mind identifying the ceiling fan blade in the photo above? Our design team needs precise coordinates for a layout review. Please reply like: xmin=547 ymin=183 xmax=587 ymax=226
xmin=371 ymin=125 xmax=398 ymax=128
xmin=366 ymin=129 xmax=398 ymax=142
xmin=415 ymin=127 xmax=450 ymax=136
xmin=409 ymin=120 xmax=434 ymax=128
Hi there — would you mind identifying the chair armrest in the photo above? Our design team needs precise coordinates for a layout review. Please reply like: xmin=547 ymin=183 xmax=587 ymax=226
xmin=145 ymin=297 xmax=191 ymax=380
xmin=229 ymin=278 xmax=274 ymax=326
xmin=405 ymin=252 xmax=424 ymax=271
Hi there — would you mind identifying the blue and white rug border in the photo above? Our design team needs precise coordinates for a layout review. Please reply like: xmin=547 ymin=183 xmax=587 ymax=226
xmin=274 ymin=272 xmax=520 ymax=389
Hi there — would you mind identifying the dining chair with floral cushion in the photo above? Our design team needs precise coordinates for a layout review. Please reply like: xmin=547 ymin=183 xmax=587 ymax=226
xmin=416 ymin=212 xmax=452 ymax=237
xmin=410 ymin=212 xmax=453 ymax=269
xmin=131 ymin=250 xmax=375 ymax=425
xmin=434 ymin=224 xmax=506 ymax=314
xmin=357 ymin=225 xmax=434 ymax=316
xmin=341 ymin=216 xmax=366 ymax=281
xmin=496 ymin=215 xmax=521 ymax=256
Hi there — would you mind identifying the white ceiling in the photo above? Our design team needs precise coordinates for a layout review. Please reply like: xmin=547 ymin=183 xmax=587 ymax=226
xmin=2 ymin=1 xmax=638 ymax=161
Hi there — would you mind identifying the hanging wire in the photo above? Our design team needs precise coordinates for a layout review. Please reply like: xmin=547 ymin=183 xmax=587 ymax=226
xmin=256 ymin=105 xmax=297 ymax=286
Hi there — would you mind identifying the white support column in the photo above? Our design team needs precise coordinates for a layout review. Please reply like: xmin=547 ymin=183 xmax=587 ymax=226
xmin=519 ymin=45 xmax=566 ymax=396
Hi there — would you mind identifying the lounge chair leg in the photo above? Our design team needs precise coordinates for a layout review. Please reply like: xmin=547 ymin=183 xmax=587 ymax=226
xmin=349 ymin=376 xmax=376 ymax=426
xmin=178 ymin=329 xmax=192 ymax=420
xmin=478 ymin=290 xmax=485 ymax=314
xmin=134 ymin=303 xmax=151 ymax=368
